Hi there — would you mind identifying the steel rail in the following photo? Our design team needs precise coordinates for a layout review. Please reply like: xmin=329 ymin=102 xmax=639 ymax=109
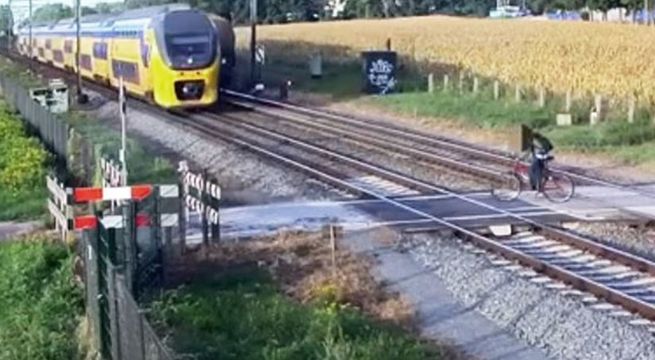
xmin=199 ymin=110 xmax=655 ymax=279
xmin=8 ymin=51 xmax=655 ymax=320
xmin=182 ymin=111 xmax=655 ymax=321
xmin=225 ymin=96 xmax=506 ymax=182
xmin=224 ymin=89 xmax=655 ymax=197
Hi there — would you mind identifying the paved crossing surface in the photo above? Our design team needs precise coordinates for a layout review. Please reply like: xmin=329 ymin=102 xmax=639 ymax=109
xmin=182 ymin=184 xmax=654 ymax=240
xmin=524 ymin=184 xmax=655 ymax=221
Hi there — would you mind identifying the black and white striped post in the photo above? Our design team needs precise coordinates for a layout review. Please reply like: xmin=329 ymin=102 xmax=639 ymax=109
xmin=178 ymin=161 xmax=221 ymax=248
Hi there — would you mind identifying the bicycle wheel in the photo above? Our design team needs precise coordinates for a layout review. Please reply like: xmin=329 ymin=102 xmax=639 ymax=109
xmin=542 ymin=173 xmax=575 ymax=203
xmin=491 ymin=172 xmax=522 ymax=201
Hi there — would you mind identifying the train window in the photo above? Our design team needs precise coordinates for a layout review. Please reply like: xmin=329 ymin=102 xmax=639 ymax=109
xmin=53 ymin=50 xmax=64 ymax=63
xmin=112 ymin=60 xmax=139 ymax=84
xmin=93 ymin=42 xmax=108 ymax=60
xmin=80 ymin=55 xmax=92 ymax=71
xmin=45 ymin=39 xmax=51 ymax=50
xmin=64 ymin=40 xmax=73 ymax=54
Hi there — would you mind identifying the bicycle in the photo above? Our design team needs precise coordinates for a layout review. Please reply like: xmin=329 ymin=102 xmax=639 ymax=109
xmin=491 ymin=155 xmax=575 ymax=203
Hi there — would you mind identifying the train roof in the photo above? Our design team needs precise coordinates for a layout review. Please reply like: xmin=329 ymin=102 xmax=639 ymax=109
xmin=18 ymin=3 xmax=193 ymax=32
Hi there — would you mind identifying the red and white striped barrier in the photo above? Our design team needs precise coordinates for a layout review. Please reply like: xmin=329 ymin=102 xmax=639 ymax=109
xmin=73 ymin=185 xmax=152 ymax=203
xmin=74 ymin=214 xmax=151 ymax=230
xmin=46 ymin=175 xmax=180 ymax=233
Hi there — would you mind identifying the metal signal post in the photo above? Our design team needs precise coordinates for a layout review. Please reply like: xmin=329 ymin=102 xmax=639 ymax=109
xmin=28 ymin=0 xmax=31 ymax=71
xmin=250 ymin=0 xmax=257 ymax=88
xmin=75 ymin=0 xmax=85 ymax=102
xmin=119 ymin=77 xmax=128 ymax=186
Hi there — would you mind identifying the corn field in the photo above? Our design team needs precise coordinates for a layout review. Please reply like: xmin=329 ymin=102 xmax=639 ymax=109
xmin=236 ymin=16 xmax=655 ymax=104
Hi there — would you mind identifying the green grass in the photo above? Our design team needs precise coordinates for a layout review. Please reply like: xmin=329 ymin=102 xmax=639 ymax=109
xmin=149 ymin=269 xmax=441 ymax=360
xmin=0 ymin=238 xmax=83 ymax=360
xmin=0 ymin=104 xmax=49 ymax=221
xmin=259 ymin=56 xmax=655 ymax=165
xmin=372 ymin=91 xmax=554 ymax=129
xmin=67 ymin=113 xmax=177 ymax=185
xmin=0 ymin=188 xmax=47 ymax=221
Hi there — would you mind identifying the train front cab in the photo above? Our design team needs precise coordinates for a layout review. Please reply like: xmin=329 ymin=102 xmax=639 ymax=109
xmin=148 ymin=10 xmax=219 ymax=109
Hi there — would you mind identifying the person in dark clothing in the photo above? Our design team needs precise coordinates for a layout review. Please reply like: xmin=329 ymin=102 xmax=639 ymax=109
xmin=528 ymin=132 xmax=554 ymax=192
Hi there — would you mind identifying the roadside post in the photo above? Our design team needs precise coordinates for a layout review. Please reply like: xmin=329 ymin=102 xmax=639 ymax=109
xmin=178 ymin=161 xmax=221 ymax=249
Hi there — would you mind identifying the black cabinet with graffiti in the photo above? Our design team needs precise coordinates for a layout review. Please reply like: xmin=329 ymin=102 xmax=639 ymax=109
xmin=362 ymin=51 xmax=397 ymax=95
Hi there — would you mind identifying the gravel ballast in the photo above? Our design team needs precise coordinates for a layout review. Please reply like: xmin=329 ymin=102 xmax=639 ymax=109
xmin=404 ymin=234 xmax=655 ymax=360
xmin=87 ymin=100 xmax=346 ymax=205
xmin=84 ymin=94 xmax=655 ymax=360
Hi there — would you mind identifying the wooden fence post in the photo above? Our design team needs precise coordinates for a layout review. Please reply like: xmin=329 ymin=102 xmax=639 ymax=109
xmin=493 ymin=80 xmax=500 ymax=100
xmin=594 ymin=94 xmax=604 ymax=123
xmin=538 ymin=88 xmax=546 ymax=108
xmin=473 ymin=77 xmax=479 ymax=94
xmin=330 ymin=224 xmax=337 ymax=279
xmin=458 ymin=72 xmax=464 ymax=94
xmin=428 ymin=73 xmax=434 ymax=94
xmin=627 ymin=96 xmax=635 ymax=123
xmin=565 ymin=90 xmax=572 ymax=113
xmin=443 ymin=74 xmax=450 ymax=91
xmin=514 ymin=84 xmax=521 ymax=102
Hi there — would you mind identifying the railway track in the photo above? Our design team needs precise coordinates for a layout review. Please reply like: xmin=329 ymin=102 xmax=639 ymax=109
xmin=223 ymin=89 xmax=655 ymax=198
xmin=6 ymin=50 xmax=655 ymax=326
xmin=179 ymin=109 xmax=655 ymax=324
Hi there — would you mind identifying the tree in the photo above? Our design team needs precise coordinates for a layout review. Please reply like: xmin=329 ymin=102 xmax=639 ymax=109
xmin=586 ymin=0 xmax=621 ymax=19
xmin=621 ymin=0 xmax=642 ymax=21
xmin=95 ymin=2 xmax=126 ymax=14
xmin=81 ymin=7 xmax=98 ymax=16
xmin=32 ymin=4 xmax=74 ymax=23
xmin=0 ymin=5 xmax=13 ymax=34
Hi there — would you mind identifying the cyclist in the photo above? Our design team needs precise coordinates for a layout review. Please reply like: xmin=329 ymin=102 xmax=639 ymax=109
xmin=527 ymin=131 xmax=554 ymax=192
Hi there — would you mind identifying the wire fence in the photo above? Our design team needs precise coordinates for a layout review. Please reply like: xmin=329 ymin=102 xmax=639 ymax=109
xmin=0 ymin=71 xmax=177 ymax=360
xmin=81 ymin=229 xmax=176 ymax=360
xmin=0 ymin=76 xmax=69 ymax=161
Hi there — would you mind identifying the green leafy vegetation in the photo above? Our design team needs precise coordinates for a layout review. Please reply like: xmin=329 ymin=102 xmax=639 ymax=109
xmin=149 ymin=269 xmax=440 ymax=360
xmin=372 ymin=91 xmax=554 ymax=129
xmin=0 ymin=104 xmax=49 ymax=221
xmin=68 ymin=113 xmax=177 ymax=185
xmin=0 ymin=238 xmax=83 ymax=360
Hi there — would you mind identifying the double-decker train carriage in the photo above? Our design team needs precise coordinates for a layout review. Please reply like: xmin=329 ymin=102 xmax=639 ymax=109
xmin=16 ymin=4 xmax=229 ymax=109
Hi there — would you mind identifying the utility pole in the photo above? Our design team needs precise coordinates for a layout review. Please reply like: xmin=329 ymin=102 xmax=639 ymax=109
xmin=250 ymin=0 xmax=257 ymax=88
xmin=28 ymin=0 xmax=32 ymax=71
xmin=6 ymin=0 xmax=12 ymax=51
xmin=75 ymin=0 xmax=85 ymax=102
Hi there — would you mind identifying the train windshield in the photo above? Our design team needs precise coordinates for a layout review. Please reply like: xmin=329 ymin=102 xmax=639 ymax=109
xmin=159 ymin=10 xmax=216 ymax=70
xmin=166 ymin=34 xmax=212 ymax=67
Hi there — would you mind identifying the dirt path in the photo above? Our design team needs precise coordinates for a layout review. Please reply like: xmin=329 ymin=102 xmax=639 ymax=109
xmin=0 ymin=221 xmax=40 ymax=242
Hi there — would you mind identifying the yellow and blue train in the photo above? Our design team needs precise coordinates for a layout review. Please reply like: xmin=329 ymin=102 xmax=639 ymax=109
xmin=16 ymin=4 xmax=231 ymax=109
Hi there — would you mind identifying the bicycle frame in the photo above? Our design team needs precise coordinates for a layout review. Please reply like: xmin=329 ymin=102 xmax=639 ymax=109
xmin=512 ymin=160 xmax=531 ymax=184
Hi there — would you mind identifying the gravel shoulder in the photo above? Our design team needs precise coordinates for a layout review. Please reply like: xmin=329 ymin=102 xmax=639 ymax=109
xmin=84 ymin=96 xmax=346 ymax=206
xmin=345 ymin=228 xmax=550 ymax=360
xmin=403 ymin=233 xmax=655 ymax=360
